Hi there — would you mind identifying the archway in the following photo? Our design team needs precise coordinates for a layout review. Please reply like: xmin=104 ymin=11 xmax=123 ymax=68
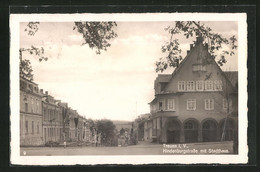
xmin=202 ymin=119 xmax=218 ymax=142
xmin=184 ymin=119 xmax=199 ymax=143
xmin=166 ymin=120 xmax=181 ymax=143
xmin=220 ymin=118 xmax=236 ymax=141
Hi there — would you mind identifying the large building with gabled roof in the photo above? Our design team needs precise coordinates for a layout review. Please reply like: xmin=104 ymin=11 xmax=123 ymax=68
xmin=144 ymin=36 xmax=238 ymax=144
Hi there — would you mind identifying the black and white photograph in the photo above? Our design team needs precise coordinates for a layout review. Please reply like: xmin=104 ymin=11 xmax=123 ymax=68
xmin=10 ymin=13 xmax=248 ymax=165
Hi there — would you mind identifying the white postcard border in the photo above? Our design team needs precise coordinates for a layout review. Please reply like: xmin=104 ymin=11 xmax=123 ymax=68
xmin=10 ymin=12 xmax=248 ymax=165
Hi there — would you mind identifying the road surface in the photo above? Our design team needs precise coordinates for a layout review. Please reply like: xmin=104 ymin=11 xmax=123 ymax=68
xmin=20 ymin=141 xmax=234 ymax=156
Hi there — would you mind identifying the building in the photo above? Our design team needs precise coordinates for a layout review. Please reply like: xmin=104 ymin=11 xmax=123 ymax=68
xmin=146 ymin=37 xmax=238 ymax=143
xmin=68 ymin=108 xmax=79 ymax=141
xmin=58 ymin=102 xmax=70 ymax=141
xmin=20 ymin=77 xmax=43 ymax=146
xmin=42 ymin=91 xmax=63 ymax=143
xmin=82 ymin=119 xmax=91 ymax=142
xmin=20 ymin=78 xmax=88 ymax=146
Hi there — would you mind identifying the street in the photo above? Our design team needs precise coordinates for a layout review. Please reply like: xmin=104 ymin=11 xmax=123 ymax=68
xmin=20 ymin=141 xmax=234 ymax=156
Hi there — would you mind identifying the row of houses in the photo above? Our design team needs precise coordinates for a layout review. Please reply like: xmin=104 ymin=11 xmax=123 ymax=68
xmin=136 ymin=36 xmax=238 ymax=144
xmin=20 ymin=77 xmax=92 ymax=146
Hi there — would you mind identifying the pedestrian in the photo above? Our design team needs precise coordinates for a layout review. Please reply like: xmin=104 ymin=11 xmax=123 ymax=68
xmin=64 ymin=141 xmax=66 ymax=149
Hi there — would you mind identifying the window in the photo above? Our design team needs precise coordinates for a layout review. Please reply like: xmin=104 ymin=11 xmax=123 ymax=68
xmin=196 ymin=80 xmax=204 ymax=91
xmin=202 ymin=122 xmax=210 ymax=130
xmin=44 ymin=108 xmax=48 ymax=121
xmin=187 ymin=99 xmax=196 ymax=110
xmin=31 ymin=97 xmax=34 ymax=113
xmin=37 ymin=122 xmax=39 ymax=134
xmin=159 ymin=102 xmax=163 ymax=111
xmin=205 ymin=99 xmax=214 ymax=110
xmin=167 ymin=99 xmax=175 ymax=110
xmin=35 ymin=100 xmax=38 ymax=113
xmin=184 ymin=122 xmax=193 ymax=129
xmin=205 ymin=81 xmax=214 ymax=91
xmin=214 ymin=80 xmax=222 ymax=91
xmin=153 ymin=119 xmax=156 ymax=129
xmin=32 ymin=121 xmax=34 ymax=134
xmin=187 ymin=81 xmax=195 ymax=91
xmin=25 ymin=103 xmax=28 ymax=112
xmin=223 ymin=99 xmax=232 ymax=111
xmin=178 ymin=81 xmax=186 ymax=91
xmin=28 ymin=84 xmax=33 ymax=91
xmin=193 ymin=64 xmax=206 ymax=72
xmin=20 ymin=81 xmax=27 ymax=90
xmin=25 ymin=120 xmax=28 ymax=134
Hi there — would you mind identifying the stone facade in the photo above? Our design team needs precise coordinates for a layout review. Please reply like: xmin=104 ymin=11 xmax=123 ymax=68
xmin=20 ymin=78 xmax=43 ymax=146
xmin=20 ymin=77 xmax=90 ymax=146
xmin=146 ymin=37 xmax=238 ymax=144
xmin=42 ymin=93 xmax=63 ymax=143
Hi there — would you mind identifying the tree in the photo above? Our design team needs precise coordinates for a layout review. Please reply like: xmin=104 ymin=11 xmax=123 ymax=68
xmin=73 ymin=22 xmax=117 ymax=54
xmin=219 ymin=72 xmax=238 ymax=142
xmin=119 ymin=128 xmax=125 ymax=135
xmin=156 ymin=21 xmax=237 ymax=72
xmin=20 ymin=22 xmax=117 ymax=81
xmin=95 ymin=119 xmax=117 ymax=146
xmin=86 ymin=118 xmax=95 ymax=133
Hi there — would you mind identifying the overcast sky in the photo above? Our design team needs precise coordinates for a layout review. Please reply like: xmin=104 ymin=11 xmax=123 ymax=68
xmin=20 ymin=21 xmax=238 ymax=121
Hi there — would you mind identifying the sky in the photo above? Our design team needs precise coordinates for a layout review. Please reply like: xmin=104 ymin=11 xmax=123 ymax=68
xmin=20 ymin=21 xmax=238 ymax=121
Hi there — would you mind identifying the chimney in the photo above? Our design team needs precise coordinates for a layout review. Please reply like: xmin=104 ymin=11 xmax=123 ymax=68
xmin=45 ymin=91 xmax=48 ymax=95
xmin=40 ymin=89 xmax=43 ymax=94
xmin=190 ymin=44 xmax=193 ymax=50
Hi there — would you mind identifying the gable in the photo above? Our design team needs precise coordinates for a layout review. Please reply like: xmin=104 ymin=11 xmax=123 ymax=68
xmin=163 ymin=41 xmax=235 ymax=93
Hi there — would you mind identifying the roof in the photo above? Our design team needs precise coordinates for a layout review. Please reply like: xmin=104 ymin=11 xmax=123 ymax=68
xmin=224 ymin=71 xmax=238 ymax=88
xmin=149 ymin=98 xmax=157 ymax=104
xmin=20 ymin=76 xmax=38 ymax=86
xmin=157 ymin=74 xmax=172 ymax=83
